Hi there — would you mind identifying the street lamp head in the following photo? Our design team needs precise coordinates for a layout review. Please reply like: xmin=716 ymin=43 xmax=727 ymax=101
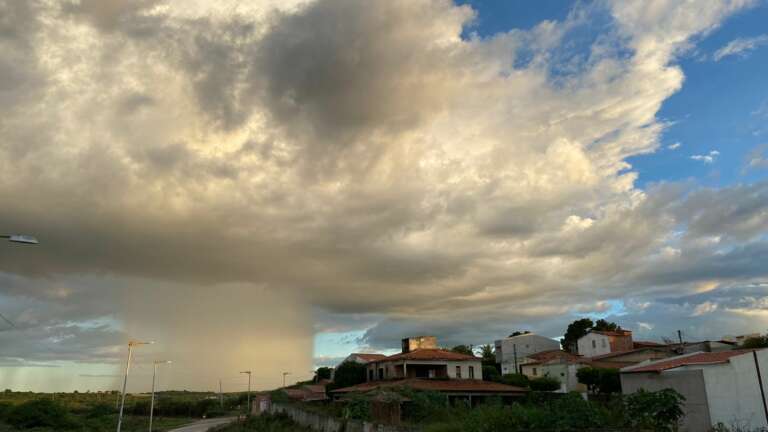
xmin=4 ymin=235 xmax=39 ymax=245
xmin=154 ymin=360 xmax=172 ymax=365
xmin=240 ymin=370 xmax=251 ymax=374
xmin=128 ymin=340 xmax=154 ymax=346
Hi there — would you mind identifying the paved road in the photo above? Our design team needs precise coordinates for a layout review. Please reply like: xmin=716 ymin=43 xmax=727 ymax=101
xmin=168 ymin=417 xmax=236 ymax=432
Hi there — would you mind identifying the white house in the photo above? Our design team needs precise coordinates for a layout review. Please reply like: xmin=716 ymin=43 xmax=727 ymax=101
xmin=577 ymin=330 xmax=633 ymax=357
xmin=519 ymin=350 xmax=588 ymax=393
xmin=621 ymin=349 xmax=768 ymax=432
xmin=495 ymin=333 xmax=560 ymax=375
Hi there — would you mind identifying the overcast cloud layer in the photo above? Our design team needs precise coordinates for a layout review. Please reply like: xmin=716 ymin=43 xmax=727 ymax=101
xmin=1 ymin=0 xmax=767 ymax=391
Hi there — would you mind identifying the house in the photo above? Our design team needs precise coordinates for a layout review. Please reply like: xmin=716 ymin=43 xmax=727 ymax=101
xmin=519 ymin=350 xmax=588 ymax=393
xmin=494 ymin=333 xmax=561 ymax=374
xmin=365 ymin=340 xmax=482 ymax=381
xmin=341 ymin=353 xmax=388 ymax=364
xmin=577 ymin=329 xmax=633 ymax=357
xmin=621 ymin=349 xmax=768 ymax=432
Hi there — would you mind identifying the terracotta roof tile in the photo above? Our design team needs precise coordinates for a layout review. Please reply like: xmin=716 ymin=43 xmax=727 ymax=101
xmin=331 ymin=378 xmax=527 ymax=394
xmin=622 ymin=349 xmax=760 ymax=373
xmin=591 ymin=330 xmax=632 ymax=337
xmin=380 ymin=348 xmax=478 ymax=362
xmin=350 ymin=353 xmax=388 ymax=362
xmin=523 ymin=350 xmax=583 ymax=365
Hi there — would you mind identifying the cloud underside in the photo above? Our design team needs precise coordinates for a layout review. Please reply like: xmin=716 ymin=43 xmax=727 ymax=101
xmin=1 ymin=0 xmax=767 ymax=389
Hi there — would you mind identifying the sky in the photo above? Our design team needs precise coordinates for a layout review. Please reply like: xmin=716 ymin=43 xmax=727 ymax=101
xmin=1 ymin=0 xmax=768 ymax=392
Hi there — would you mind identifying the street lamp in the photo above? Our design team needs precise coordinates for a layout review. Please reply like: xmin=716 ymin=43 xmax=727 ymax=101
xmin=0 ymin=234 xmax=39 ymax=245
xmin=282 ymin=372 xmax=291 ymax=388
xmin=149 ymin=360 xmax=172 ymax=432
xmin=117 ymin=340 xmax=154 ymax=432
xmin=239 ymin=371 xmax=251 ymax=416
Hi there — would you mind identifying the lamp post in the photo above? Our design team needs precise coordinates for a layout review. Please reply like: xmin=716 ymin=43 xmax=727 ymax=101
xmin=282 ymin=372 xmax=291 ymax=388
xmin=0 ymin=234 xmax=38 ymax=330
xmin=0 ymin=234 xmax=39 ymax=245
xmin=117 ymin=340 xmax=154 ymax=432
xmin=149 ymin=360 xmax=171 ymax=432
xmin=240 ymin=371 xmax=251 ymax=416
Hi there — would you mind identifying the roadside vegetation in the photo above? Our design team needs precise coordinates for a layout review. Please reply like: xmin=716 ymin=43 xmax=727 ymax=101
xmin=0 ymin=390 xmax=244 ymax=431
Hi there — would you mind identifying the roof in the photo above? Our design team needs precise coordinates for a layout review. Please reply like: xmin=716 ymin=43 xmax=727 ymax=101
xmin=622 ymin=350 xmax=759 ymax=374
xmin=633 ymin=341 xmax=665 ymax=348
xmin=331 ymin=378 xmax=528 ymax=394
xmin=590 ymin=330 xmax=632 ymax=337
xmin=522 ymin=350 xmax=584 ymax=365
xmin=379 ymin=348 xmax=479 ymax=362
xmin=349 ymin=353 xmax=388 ymax=362
xmin=589 ymin=347 xmax=668 ymax=361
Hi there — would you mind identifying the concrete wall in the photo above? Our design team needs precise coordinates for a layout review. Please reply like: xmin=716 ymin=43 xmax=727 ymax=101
xmin=702 ymin=350 xmax=768 ymax=430
xmin=269 ymin=403 xmax=414 ymax=432
xmin=495 ymin=334 xmax=560 ymax=374
xmin=520 ymin=362 xmax=586 ymax=393
xmin=621 ymin=369 xmax=711 ymax=432
xmin=577 ymin=333 xmax=611 ymax=357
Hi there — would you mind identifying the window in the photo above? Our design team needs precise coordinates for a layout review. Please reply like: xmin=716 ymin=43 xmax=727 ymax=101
xmin=532 ymin=368 xmax=537 ymax=376
xmin=469 ymin=366 xmax=475 ymax=379
xmin=456 ymin=366 xmax=462 ymax=378
xmin=368 ymin=370 xmax=374 ymax=381
xmin=602 ymin=339 xmax=607 ymax=348
xmin=378 ymin=368 xmax=384 ymax=380
xmin=592 ymin=340 xmax=597 ymax=349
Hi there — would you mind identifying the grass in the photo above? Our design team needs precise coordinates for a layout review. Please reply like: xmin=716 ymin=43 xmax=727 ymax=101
xmin=216 ymin=414 xmax=311 ymax=432
xmin=0 ymin=415 xmax=194 ymax=432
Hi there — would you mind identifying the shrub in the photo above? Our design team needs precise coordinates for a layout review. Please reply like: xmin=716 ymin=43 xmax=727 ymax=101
xmin=85 ymin=402 xmax=116 ymax=418
xmin=6 ymin=399 xmax=79 ymax=429
xmin=482 ymin=365 xmax=501 ymax=382
xmin=577 ymin=367 xmax=621 ymax=394
xmin=528 ymin=376 xmax=560 ymax=392
xmin=500 ymin=373 xmax=529 ymax=388
xmin=624 ymin=388 xmax=685 ymax=432
xmin=328 ymin=361 xmax=367 ymax=390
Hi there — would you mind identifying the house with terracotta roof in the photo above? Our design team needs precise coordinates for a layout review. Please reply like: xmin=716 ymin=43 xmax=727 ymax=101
xmin=586 ymin=346 xmax=677 ymax=369
xmin=577 ymin=329 xmax=633 ymax=357
xmin=621 ymin=349 xmax=768 ymax=432
xmin=341 ymin=353 xmax=388 ymax=364
xmin=519 ymin=350 xmax=588 ymax=393
xmin=365 ymin=337 xmax=483 ymax=381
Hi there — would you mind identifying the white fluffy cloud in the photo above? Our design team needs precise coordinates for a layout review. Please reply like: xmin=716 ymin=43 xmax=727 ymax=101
xmin=1 ymin=0 xmax=766 ymax=390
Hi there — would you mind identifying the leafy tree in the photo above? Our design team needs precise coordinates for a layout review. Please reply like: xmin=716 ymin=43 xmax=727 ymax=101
xmin=562 ymin=318 xmax=594 ymax=353
xmin=315 ymin=366 xmax=332 ymax=381
xmin=451 ymin=345 xmax=474 ymax=356
xmin=577 ymin=367 xmax=621 ymax=394
xmin=329 ymin=361 xmax=367 ymax=389
xmin=561 ymin=318 xmax=621 ymax=353
xmin=500 ymin=373 xmax=529 ymax=388
xmin=482 ymin=365 xmax=501 ymax=382
xmin=624 ymin=389 xmax=686 ymax=432
xmin=477 ymin=344 xmax=497 ymax=367
xmin=741 ymin=335 xmax=768 ymax=349
xmin=529 ymin=376 xmax=561 ymax=392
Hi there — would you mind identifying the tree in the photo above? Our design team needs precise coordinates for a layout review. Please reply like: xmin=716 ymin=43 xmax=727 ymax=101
xmin=741 ymin=335 xmax=768 ymax=349
xmin=6 ymin=400 xmax=77 ymax=430
xmin=315 ymin=367 xmax=332 ymax=381
xmin=576 ymin=367 xmax=621 ymax=394
xmin=624 ymin=389 xmax=686 ymax=432
xmin=562 ymin=318 xmax=594 ymax=353
xmin=477 ymin=344 xmax=496 ymax=367
xmin=561 ymin=318 xmax=621 ymax=353
xmin=330 ymin=361 xmax=367 ymax=390
xmin=451 ymin=345 xmax=474 ymax=356
xmin=529 ymin=376 xmax=561 ymax=392
xmin=482 ymin=365 xmax=501 ymax=382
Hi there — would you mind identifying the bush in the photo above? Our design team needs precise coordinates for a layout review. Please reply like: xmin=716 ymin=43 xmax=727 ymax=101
xmin=85 ymin=402 xmax=116 ymax=418
xmin=482 ymin=365 xmax=501 ymax=382
xmin=528 ymin=376 xmax=560 ymax=392
xmin=328 ymin=361 xmax=367 ymax=390
xmin=624 ymin=388 xmax=685 ymax=432
xmin=499 ymin=373 xmax=529 ymax=388
xmin=577 ymin=367 xmax=621 ymax=394
xmin=6 ymin=399 xmax=79 ymax=429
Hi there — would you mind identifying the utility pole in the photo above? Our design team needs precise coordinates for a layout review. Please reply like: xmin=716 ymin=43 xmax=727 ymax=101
xmin=219 ymin=379 xmax=223 ymax=409
xmin=239 ymin=371 xmax=252 ymax=416
xmin=677 ymin=330 xmax=683 ymax=346
xmin=282 ymin=372 xmax=291 ymax=388
xmin=117 ymin=340 xmax=153 ymax=432
xmin=149 ymin=360 xmax=171 ymax=432
xmin=513 ymin=344 xmax=518 ymax=374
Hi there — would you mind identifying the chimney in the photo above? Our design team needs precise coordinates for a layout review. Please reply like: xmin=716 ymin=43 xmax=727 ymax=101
xmin=401 ymin=336 xmax=438 ymax=353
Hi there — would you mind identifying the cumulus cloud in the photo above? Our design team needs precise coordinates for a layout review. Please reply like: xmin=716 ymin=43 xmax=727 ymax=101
xmin=713 ymin=34 xmax=768 ymax=61
xmin=1 ymin=0 xmax=766 ymax=390
xmin=668 ymin=142 xmax=681 ymax=150
xmin=691 ymin=150 xmax=720 ymax=163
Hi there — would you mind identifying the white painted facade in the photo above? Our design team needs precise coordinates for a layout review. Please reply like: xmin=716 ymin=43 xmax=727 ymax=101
xmin=494 ymin=334 xmax=560 ymax=374
xmin=520 ymin=362 xmax=587 ymax=393
xmin=622 ymin=350 xmax=768 ymax=431
xmin=577 ymin=332 xmax=611 ymax=357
